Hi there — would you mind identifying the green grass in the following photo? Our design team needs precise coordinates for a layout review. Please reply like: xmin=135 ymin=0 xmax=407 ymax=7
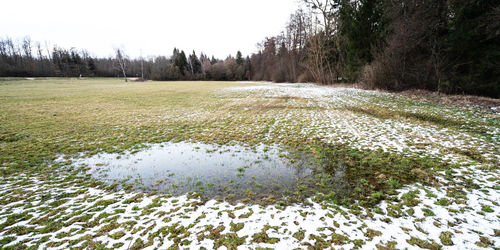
xmin=0 ymin=78 xmax=497 ymax=207
xmin=0 ymin=78 xmax=248 ymax=173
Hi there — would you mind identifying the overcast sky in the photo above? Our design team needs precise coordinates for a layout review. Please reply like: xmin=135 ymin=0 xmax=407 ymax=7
xmin=1 ymin=0 xmax=300 ymax=59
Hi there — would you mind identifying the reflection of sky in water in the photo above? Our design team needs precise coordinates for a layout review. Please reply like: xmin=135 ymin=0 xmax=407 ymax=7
xmin=73 ymin=142 xmax=313 ymax=200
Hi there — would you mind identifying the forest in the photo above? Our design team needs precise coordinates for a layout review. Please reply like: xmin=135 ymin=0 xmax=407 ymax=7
xmin=0 ymin=0 xmax=498 ymax=97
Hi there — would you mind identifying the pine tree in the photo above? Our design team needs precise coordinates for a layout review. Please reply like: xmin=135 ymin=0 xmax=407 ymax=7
xmin=210 ymin=56 xmax=217 ymax=65
xmin=173 ymin=50 xmax=188 ymax=75
xmin=244 ymin=56 xmax=252 ymax=80
xmin=339 ymin=0 xmax=387 ymax=81
xmin=443 ymin=0 xmax=500 ymax=97
xmin=189 ymin=50 xmax=202 ymax=75
xmin=236 ymin=51 xmax=244 ymax=65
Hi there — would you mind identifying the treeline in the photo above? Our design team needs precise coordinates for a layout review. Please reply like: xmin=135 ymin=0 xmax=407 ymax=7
xmin=0 ymin=37 xmax=251 ymax=81
xmin=250 ymin=0 xmax=499 ymax=97
xmin=1 ymin=0 xmax=498 ymax=97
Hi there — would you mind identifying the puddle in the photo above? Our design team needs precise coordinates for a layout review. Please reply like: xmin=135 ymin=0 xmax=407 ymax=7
xmin=72 ymin=142 xmax=333 ymax=203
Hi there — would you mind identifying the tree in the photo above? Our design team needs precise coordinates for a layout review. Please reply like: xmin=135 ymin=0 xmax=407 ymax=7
xmin=236 ymin=51 xmax=244 ymax=65
xmin=87 ymin=57 xmax=96 ymax=75
xmin=339 ymin=0 xmax=387 ymax=81
xmin=302 ymin=0 xmax=342 ymax=83
xmin=188 ymin=50 xmax=202 ymax=76
xmin=244 ymin=56 xmax=252 ymax=80
xmin=442 ymin=0 xmax=500 ymax=96
xmin=362 ymin=0 xmax=447 ymax=91
xmin=173 ymin=48 xmax=188 ymax=76
xmin=210 ymin=56 xmax=217 ymax=65
xmin=303 ymin=0 xmax=339 ymax=36
xmin=115 ymin=48 xmax=128 ymax=82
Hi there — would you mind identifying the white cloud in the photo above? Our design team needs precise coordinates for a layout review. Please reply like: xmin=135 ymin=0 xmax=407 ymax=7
xmin=0 ymin=0 xmax=300 ymax=58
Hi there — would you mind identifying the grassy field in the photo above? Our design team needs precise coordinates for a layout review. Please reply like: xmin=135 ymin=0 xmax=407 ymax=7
xmin=0 ymin=79 xmax=248 ymax=169
xmin=0 ymin=78 xmax=498 ymax=249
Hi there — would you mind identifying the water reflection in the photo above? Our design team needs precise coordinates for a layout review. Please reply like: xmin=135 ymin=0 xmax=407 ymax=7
xmin=73 ymin=142 xmax=316 ymax=202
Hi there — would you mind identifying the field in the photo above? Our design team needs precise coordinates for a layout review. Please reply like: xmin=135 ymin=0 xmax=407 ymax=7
xmin=0 ymin=78 xmax=499 ymax=249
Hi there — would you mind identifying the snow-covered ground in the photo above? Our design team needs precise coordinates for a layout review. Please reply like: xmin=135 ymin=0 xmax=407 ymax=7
xmin=0 ymin=83 xmax=498 ymax=249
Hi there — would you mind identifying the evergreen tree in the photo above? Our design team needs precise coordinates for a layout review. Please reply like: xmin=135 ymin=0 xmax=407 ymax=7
xmin=443 ymin=0 xmax=500 ymax=97
xmin=210 ymin=56 xmax=217 ymax=65
xmin=236 ymin=51 xmax=244 ymax=65
xmin=189 ymin=50 xmax=202 ymax=75
xmin=339 ymin=0 xmax=387 ymax=81
xmin=244 ymin=56 xmax=252 ymax=80
xmin=87 ymin=57 xmax=96 ymax=74
xmin=173 ymin=50 xmax=188 ymax=75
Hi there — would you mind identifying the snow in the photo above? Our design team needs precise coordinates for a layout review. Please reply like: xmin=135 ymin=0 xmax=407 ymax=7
xmin=0 ymin=83 xmax=498 ymax=249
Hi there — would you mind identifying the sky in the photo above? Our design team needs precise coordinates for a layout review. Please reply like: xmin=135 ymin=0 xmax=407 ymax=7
xmin=1 ymin=0 xmax=300 ymax=59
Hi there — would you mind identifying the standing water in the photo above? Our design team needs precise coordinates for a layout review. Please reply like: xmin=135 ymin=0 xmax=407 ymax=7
xmin=72 ymin=142 xmax=321 ymax=203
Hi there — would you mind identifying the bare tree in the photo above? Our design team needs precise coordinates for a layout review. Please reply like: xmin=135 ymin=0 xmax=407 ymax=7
xmin=286 ymin=9 xmax=312 ymax=80
xmin=303 ymin=0 xmax=338 ymax=36
xmin=22 ymin=37 xmax=33 ymax=60
xmin=139 ymin=49 xmax=144 ymax=80
xmin=141 ymin=55 xmax=144 ymax=80
xmin=301 ymin=0 xmax=342 ymax=84
xmin=44 ymin=41 xmax=52 ymax=61
xmin=114 ymin=48 xmax=128 ymax=82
